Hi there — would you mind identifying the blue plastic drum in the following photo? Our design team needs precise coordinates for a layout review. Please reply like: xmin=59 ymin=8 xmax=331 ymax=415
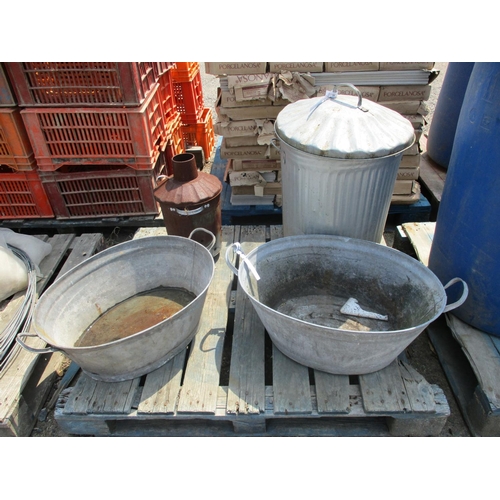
xmin=428 ymin=63 xmax=500 ymax=336
xmin=426 ymin=62 xmax=475 ymax=169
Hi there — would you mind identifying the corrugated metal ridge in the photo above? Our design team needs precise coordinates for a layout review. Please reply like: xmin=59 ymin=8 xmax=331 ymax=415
xmin=220 ymin=70 xmax=433 ymax=91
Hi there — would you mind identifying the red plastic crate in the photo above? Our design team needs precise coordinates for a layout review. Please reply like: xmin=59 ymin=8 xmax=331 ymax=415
xmin=171 ymin=62 xmax=200 ymax=82
xmin=181 ymin=108 xmax=215 ymax=160
xmin=0 ymin=63 xmax=17 ymax=107
xmin=39 ymin=160 xmax=167 ymax=219
xmin=156 ymin=63 xmax=176 ymax=76
xmin=157 ymin=70 xmax=177 ymax=124
xmin=4 ymin=62 xmax=165 ymax=107
xmin=0 ymin=108 xmax=36 ymax=170
xmin=173 ymin=69 xmax=204 ymax=124
xmin=0 ymin=165 xmax=54 ymax=219
xmin=164 ymin=112 xmax=185 ymax=175
xmin=20 ymin=83 xmax=169 ymax=171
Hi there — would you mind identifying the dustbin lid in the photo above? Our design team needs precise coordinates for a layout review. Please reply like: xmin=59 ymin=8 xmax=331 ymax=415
xmin=275 ymin=88 xmax=415 ymax=159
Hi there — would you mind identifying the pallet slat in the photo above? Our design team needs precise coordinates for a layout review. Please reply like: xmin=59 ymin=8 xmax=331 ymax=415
xmin=314 ymin=372 xmax=351 ymax=414
xmin=360 ymin=360 xmax=412 ymax=413
xmin=137 ymin=350 xmax=186 ymax=415
xmin=273 ymin=347 xmax=313 ymax=415
xmin=176 ymin=225 xmax=236 ymax=414
xmin=227 ymin=225 xmax=266 ymax=415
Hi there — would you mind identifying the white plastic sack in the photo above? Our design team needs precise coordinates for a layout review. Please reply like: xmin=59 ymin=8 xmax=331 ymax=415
xmin=0 ymin=229 xmax=52 ymax=302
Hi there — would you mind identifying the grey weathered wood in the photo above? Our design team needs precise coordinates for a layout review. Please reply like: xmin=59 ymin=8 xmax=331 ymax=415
xmin=137 ymin=350 xmax=186 ymax=414
xmin=177 ymin=225 xmax=236 ymax=414
xmin=90 ymin=378 xmax=139 ymax=414
xmin=388 ymin=386 xmax=448 ymax=437
xmin=490 ymin=335 xmax=500 ymax=358
xmin=418 ymin=137 xmax=447 ymax=206
xmin=36 ymin=234 xmax=76 ymax=293
xmin=0 ymin=347 xmax=63 ymax=437
xmin=227 ymin=225 xmax=267 ymax=415
xmin=446 ymin=314 xmax=500 ymax=409
xmin=314 ymin=371 xmax=350 ymax=414
xmin=58 ymin=233 xmax=103 ymax=276
xmin=402 ymin=221 xmax=435 ymax=266
xmin=63 ymin=374 xmax=99 ymax=414
xmin=398 ymin=359 xmax=436 ymax=413
xmin=359 ymin=360 xmax=411 ymax=413
xmin=270 ymin=225 xmax=283 ymax=240
xmin=272 ymin=347 xmax=313 ymax=414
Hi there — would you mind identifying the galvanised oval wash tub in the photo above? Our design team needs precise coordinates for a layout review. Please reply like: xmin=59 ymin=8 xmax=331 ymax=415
xmin=20 ymin=234 xmax=215 ymax=382
xmin=226 ymin=234 xmax=468 ymax=375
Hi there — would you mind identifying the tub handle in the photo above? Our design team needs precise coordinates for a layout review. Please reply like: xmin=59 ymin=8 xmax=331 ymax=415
xmin=225 ymin=242 xmax=261 ymax=281
xmin=16 ymin=333 xmax=59 ymax=354
xmin=189 ymin=227 xmax=216 ymax=253
xmin=443 ymin=278 xmax=469 ymax=313
xmin=270 ymin=137 xmax=280 ymax=151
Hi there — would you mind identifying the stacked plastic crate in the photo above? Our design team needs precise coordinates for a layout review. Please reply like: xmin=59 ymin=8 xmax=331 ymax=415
xmin=3 ymin=62 xmax=181 ymax=219
xmin=171 ymin=63 xmax=215 ymax=166
xmin=0 ymin=63 xmax=54 ymax=219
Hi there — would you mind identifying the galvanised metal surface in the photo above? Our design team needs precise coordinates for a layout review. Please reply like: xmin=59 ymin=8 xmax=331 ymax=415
xmin=274 ymin=92 xmax=415 ymax=159
xmin=275 ymin=90 xmax=415 ymax=242
xmin=30 ymin=236 xmax=215 ymax=382
xmin=227 ymin=234 xmax=467 ymax=375
xmin=279 ymin=144 xmax=404 ymax=242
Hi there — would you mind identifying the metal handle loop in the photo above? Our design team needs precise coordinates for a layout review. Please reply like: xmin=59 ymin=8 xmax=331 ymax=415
xmin=332 ymin=83 xmax=365 ymax=109
xmin=225 ymin=242 xmax=260 ymax=281
xmin=443 ymin=277 xmax=469 ymax=313
xmin=16 ymin=333 xmax=58 ymax=354
xmin=308 ymin=83 xmax=368 ymax=119
xmin=172 ymin=204 xmax=209 ymax=216
xmin=189 ymin=227 xmax=216 ymax=252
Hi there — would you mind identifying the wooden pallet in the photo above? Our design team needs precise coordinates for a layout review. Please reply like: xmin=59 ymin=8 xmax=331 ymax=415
xmin=0 ymin=232 xmax=104 ymax=437
xmin=54 ymin=225 xmax=449 ymax=437
xmin=402 ymin=221 xmax=500 ymax=436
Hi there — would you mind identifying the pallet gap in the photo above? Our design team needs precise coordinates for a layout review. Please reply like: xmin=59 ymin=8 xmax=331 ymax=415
xmin=308 ymin=367 xmax=315 ymax=386
xmin=219 ymin=310 xmax=234 ymax=387
xmin=179 ymin=342 xmax=193 ymax=387
xmin=264 ymin=331 xmax=273 ymax=386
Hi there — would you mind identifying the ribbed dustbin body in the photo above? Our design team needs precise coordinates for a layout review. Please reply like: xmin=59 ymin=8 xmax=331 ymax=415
xmin=280 ymin=143 xmax=405 ymax=242
xmin=275 ymin=91 xmax=415 ymax=243
xmin=428 ymin=63 xmax=500 ymax=336
xmin=426 ymin=62 xmax=475 ymax=169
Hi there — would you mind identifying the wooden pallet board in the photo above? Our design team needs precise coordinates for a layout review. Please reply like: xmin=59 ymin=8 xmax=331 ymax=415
xmin=402 ymin=221 xmax=500 ymax=436
xmin=54 ymin=225 xmax=449 ymax=437
xmin=0 ymin=232 xmax=104 ymax=437
xmin=0 ymin=215 xmax=163 ymax=232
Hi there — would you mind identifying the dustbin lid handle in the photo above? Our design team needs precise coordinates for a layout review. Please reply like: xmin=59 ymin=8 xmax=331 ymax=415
xmin=308 ymin=83 xmax=368 ymax=119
